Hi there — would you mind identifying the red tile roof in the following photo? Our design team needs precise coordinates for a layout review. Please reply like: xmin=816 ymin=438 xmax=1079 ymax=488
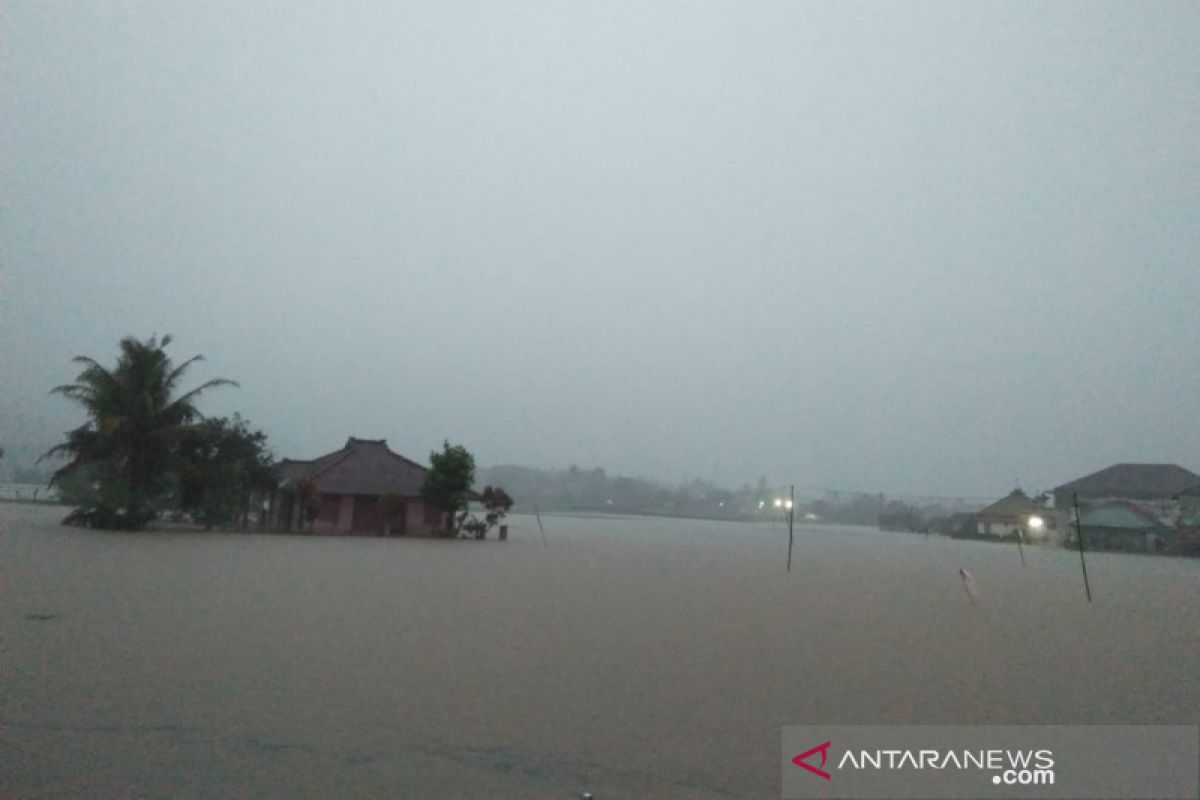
xmin=275 ymin=437 xmax=432 ymax=497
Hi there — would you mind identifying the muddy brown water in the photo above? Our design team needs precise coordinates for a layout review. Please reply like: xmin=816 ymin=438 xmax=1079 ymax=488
xmin=3 ymin=504 xmax=1197 ymax=798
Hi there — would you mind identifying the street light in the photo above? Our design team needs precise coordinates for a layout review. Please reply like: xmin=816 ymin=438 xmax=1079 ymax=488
xmin=1015 ymin=514 xmax=1046 ymax=566
xmin=1014 ymin=513 xmax=1045 ymax=567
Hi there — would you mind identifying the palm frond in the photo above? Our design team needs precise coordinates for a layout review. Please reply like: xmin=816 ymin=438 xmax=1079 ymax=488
xmin=44 ymin=336 xmax=243 ymax=528
xmin=165 ymin=354 xmax=205 ymax=389
xmin=39 ymin=442 xmax=76 ymax=463
xmin=50 ymin=383 xmax=96 ymax=402
xmin=170 ymin=378 xmax=239 ymax=410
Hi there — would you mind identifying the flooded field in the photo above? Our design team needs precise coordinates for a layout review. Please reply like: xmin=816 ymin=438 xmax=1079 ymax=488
xmin=3 ymin=503 xmax=1197 ymax=798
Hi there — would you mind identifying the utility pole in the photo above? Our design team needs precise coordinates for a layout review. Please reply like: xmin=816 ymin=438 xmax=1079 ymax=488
xmin=786 ymin=484 xmax=795 ymax=572
xmin=1073 ymin=493 xmax=1092 ymax=602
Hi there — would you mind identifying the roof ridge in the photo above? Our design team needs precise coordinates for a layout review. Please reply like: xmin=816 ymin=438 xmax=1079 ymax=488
xmin=354 ymin=437 xmax=432 ymax=472
xmin=390 ymin=450 xmax=431 ymax=472
xmin=1054 ymin=462 xmax=1200 ymax=490
xmin=311 ymin=446 xmax=357 ymax=479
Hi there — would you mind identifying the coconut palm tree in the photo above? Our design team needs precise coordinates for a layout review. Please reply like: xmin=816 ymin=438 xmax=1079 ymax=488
xmin=42 ymin=335 xmax=236 ymax=529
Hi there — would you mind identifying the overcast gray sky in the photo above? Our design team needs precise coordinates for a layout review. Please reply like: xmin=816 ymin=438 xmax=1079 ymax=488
xmin=3 ymin=2 xmax=1198 ymax=497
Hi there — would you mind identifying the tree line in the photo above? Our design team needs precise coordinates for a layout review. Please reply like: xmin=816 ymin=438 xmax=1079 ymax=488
xmin=476 ymin=463 xmax=985 ymax=530
xmin=37 ymin=334 xmax=971 ymax=533
xmin=42 ymin=334 xmax=511 ymax=537
xmin=42 ymin=335 xmax=273 ymax=530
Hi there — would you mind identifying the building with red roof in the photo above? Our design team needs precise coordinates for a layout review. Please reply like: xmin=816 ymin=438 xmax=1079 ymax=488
xmin=270 ymin=437 xmax=468 ymax=536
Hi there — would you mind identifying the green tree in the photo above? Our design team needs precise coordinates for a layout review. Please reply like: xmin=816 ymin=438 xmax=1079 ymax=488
xmin=42 ymin=335 xmax=236 ymax=529
xmin=461 ymin=485 xmax=514 ymax=539
xmin=420 ymin=440 xmax=475 ymax=536
xmin=54 ymin=463 xmax=102 ymax=507
xmin=175 ymin=414 xmax=273 ymax=529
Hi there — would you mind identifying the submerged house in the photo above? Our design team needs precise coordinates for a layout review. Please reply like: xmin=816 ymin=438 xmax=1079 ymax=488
xmin=1174 ymin=484 xmax=1200 ymax=556
xmin=1073 ymin=501 xmax=1176 ymax=554
xmin=270 ymin=437 xmax=454 ymax=536
xmin=1176 ymin=482 xmax=1200 ymax=525
xmin=1049 ymin=463 xmax=1200 ymax=556
xmin=972 ymin=489 xmax=1053 ymax=540
xmin=1052 ymin=463 xmax=1200 ymax=523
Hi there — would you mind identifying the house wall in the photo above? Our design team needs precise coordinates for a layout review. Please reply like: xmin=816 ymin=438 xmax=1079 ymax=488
xmin=1056 ymin=493 xmax=1180 ymax=524
xmin=975 ymin=518 xmax=1048 ymax=540
xmin=1044 ymin=510 xmax=1069 ymax=546
xmin=335 ymin=495 xmax=354 ymax=534
xmin=977 ymin=520 xmax=1021 ymax=537
xmin=352 ymin=496 xmax=381 ymax=533
xmin=1080 ymin=527 xmax=1171 ymax=553
xmin=403 ymin=498 xmax=446 ymax=536
xmin=1179 ymin=494 xmax=1200 ymax=522
xmin=274 ymin=492 xmax=448 ymax=537
xmin=309 ymin=494 xmax=340 ymax=535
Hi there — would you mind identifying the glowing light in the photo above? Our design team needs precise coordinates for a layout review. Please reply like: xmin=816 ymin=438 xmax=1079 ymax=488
xmin=784 ymin=499 xmax=794 ymax=510
xmin=1028 ymin=515 xmax=1044 ymax=530
xmin=774 ymin=498 xmax=783 ymax=508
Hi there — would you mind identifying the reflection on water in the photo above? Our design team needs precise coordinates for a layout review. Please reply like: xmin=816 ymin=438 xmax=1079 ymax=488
xmin=3 ymin=504 xmax=1197 ymax=798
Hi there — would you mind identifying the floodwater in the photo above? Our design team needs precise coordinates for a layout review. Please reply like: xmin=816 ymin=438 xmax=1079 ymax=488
xmin=3 ymin=503 xmax=1197 ymax=798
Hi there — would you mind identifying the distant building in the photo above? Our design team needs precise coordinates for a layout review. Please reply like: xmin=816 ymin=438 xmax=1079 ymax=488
xmin=973 ymin=489 xmax=1053 ymax=540
xmin=1073 ymin=501 xmax=1177 ymax=554
xmin=269 ymin=437 xmax=464 ymax=536
xmin=1052 ymin=463 xmax=1200 ymax=523
xmin=1176 ymin=482 xmax=1200 ymax=525
xmin=1175 ymin=484 xmax=1200 ymax=556
xmin=1050 ymin=463 xmax=1200 ymax=556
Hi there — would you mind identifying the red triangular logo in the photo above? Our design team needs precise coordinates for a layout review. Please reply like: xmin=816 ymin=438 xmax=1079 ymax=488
xmin=792 ymin=740 xmax=832 ymax=780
